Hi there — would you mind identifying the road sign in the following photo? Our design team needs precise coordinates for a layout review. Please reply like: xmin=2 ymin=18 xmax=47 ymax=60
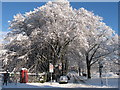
xmin=49 ymin=63 xmax=54 ymax=73
xmin=59 ymin=63 xmax=62 ymax=70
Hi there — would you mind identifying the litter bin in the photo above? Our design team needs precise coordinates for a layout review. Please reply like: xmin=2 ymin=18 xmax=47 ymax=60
xmin=20 ymin=68 xmax=28 ymax=83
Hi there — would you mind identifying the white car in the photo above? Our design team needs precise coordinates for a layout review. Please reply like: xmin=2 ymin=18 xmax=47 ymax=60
xmin=59 ymin=76 xmax=68 ymax=84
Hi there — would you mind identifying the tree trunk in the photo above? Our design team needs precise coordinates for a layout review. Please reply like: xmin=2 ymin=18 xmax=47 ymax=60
xmin=86 ymin=54 xmax=91 ymax=79
xmin=78 ymin=67 xmax=81 ymax=76
xmin=87 ymin=65 xmax=91 ymax=79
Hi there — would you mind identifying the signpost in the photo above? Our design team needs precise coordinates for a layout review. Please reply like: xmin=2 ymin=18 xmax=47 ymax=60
xmin=49 ymin=63 xmax=54 ymax=85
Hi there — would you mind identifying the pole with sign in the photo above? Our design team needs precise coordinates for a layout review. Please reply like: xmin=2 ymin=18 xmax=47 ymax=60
xmin=49 ymin=63 xmax=54 ymax=85
xmin=59 ymin=63 xmax=62 ymax=70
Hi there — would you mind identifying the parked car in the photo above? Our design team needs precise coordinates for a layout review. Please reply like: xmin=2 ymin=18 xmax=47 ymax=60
xmin=59 ymin=76 xmax=68 ymax=84
xmin=116 ymin=72 xmax=120 ymax=75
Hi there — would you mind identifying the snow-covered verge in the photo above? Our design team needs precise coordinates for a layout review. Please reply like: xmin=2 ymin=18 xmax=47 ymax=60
xmin=92 ymin=72 xmax=119 ymax=78
xmin=85 ymin=78 xmax=118 ymax=88
xmin=85 ymin=72 xmax=119 ymax=88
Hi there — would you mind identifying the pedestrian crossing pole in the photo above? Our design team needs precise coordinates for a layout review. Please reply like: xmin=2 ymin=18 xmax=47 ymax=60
xmin=51 ymin=72 xmax=52 ymax=85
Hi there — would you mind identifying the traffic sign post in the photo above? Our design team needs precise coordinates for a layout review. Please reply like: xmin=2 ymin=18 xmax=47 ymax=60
xmin=49 ymin=63 xmax=54 ymax=73
xmin=49 ymin=63 xmax=54 ymax=85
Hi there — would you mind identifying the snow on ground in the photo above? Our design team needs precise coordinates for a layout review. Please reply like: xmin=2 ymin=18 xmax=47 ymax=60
xmin=2 ymin=77 xmax=118 ymax=88
xmin=2 ymin=71 xmax=119 ymax=88
xmin=1 ymin=82 xmax=113 ymax=88
xmin=85 ymin=78 xmax=118 ymax=88
xmin=88 ymin=72 xmax=119 ymax=88
xmin=92 ymin=72 xmax=119 ymax=78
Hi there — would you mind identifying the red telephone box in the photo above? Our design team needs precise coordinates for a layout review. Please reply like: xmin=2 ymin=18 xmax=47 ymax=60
xmin=20 ymin=68 xmax=28 ymax=83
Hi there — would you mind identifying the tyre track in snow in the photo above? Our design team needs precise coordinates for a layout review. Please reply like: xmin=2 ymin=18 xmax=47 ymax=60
xmin=67 ymin=71 xmax=86 ymax=83
xmin=74 ymin=75 xmax=86 ymax=83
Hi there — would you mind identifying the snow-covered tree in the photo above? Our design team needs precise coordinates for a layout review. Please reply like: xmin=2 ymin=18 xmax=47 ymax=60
xmin=4 ymin=1 xmax=85 ymax=73
xmin=3 ymin=0 xmax=119 ymax=79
